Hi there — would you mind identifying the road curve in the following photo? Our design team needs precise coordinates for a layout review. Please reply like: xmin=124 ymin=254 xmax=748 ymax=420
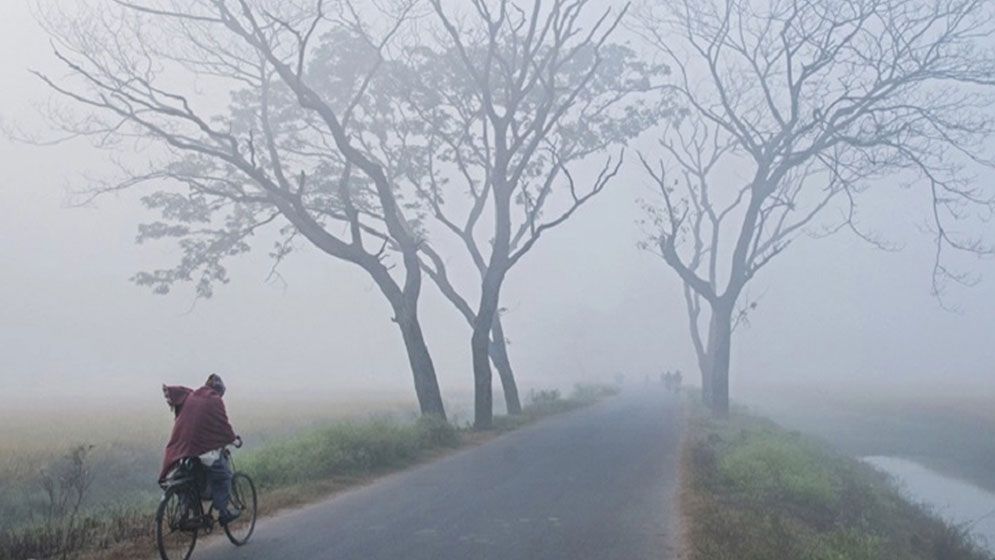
xmin=196 ymin=388 xmax=683 ymax=560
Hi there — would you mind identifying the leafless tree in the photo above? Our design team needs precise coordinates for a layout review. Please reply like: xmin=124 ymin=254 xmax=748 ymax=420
xmin=637 ymin=0 xmax=995 ymax=415
xmin=34 ymin=0 xmax=448 ymax=418
xmin=412 ymin=0 xmax=668 ymax=428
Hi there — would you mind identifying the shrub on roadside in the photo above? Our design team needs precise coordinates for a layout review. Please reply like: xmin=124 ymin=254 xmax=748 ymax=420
xmin=523 ymin=389 xmax=578 ymax=418
xmin=569 ymin=383 xmax=620 ymax=403
xmin=521 ymin=384 xmax=620 ymax=419
xmin=0 ymin=502 xmax=151 ymax=560
xmin=241 ymin=417 xmax=460 ymax=489
xmin=717 ymin=430 xmax=839 ymax=511
xmin=682 ymin=409 xmax=993 ymax=560
xmin=414 ymin=415 xmax=461 ymax=448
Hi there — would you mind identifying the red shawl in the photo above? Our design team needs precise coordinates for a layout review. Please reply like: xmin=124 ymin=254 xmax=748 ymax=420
xmin=159 ymin=385 xmax=237 ymax=481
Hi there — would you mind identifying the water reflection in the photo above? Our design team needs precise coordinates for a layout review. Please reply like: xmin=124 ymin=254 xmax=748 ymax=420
xmin=865 ymin=456 xmax=995 ymax=552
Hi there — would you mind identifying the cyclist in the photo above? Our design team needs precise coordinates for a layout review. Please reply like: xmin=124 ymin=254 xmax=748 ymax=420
xmin=159 ymin=374 xmax=242 ymax=525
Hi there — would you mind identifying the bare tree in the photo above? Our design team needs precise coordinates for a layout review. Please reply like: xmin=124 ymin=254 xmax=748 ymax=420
xmin=638 ymin=0 xmax=995 ymax=415
xmin=34 ymin=0 xmax=448 ymax=418
xmin=413 ymin=0 xmax=667 ymax=428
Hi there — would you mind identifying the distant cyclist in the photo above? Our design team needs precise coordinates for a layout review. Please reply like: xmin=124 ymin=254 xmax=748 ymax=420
xmin=159 ymin=374 xmax=242 ymax=525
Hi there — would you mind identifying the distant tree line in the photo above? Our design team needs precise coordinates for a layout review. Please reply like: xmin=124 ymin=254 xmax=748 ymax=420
xmin=35 ymin=0 xmax=994 ymax=421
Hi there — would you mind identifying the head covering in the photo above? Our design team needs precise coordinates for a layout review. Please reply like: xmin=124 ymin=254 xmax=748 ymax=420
xmin=205 ymin=374 xmax=226 ymax=397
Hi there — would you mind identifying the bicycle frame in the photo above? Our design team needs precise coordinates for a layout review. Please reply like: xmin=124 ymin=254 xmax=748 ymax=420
xmin=160 ymin=459 xmax=220 ymax=532
xmin=156 ymin=445 xmax=254 ymax=560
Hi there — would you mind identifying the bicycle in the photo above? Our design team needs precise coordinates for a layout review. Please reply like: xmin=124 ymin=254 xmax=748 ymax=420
xmin=155 ymin=441 xmax=257 ymax=560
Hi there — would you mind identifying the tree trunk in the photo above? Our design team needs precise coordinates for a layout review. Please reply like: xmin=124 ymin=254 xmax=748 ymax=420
xmin=490 ymin=316 xmax=522 ymax=415
xmin=471 ymin=318 xmax=493 ymax=429
xmin=365 ymin=248 xmax=447 ymax=421
xmin=682 ymin=285 xmax=713 ymax=408
xmin=396 ymin=304 xmax=447 ymax=420
xmin=472 ymin=269 xmax=506 ymax=430
xmin=705 ymin=302 xmax=733 ymax=417
xmin=472 ymin=178 xmax=513 ymax=430
xmin=699 ymin=352 xmax=713 ymax=408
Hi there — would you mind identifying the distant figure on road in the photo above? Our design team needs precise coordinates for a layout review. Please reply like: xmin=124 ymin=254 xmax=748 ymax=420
xmin=159 ymin=374 xmax=242 ymax=525
xmin=662 ymin=370 xmax=683 ymax=393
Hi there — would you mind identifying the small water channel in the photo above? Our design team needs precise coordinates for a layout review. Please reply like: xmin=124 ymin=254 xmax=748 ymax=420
xmin=864 ymin=456 xmax=995 ymax=552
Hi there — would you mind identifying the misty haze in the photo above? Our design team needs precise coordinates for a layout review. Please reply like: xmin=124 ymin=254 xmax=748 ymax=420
xmin=1 ymin=1 xmax=994 ymax=559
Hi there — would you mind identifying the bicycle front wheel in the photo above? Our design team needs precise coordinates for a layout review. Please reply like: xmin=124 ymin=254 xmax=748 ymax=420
xmin=155 ymin=487 xmax=198 ymax=560
xmin=224 ymin=472 xmax=258 ymax=545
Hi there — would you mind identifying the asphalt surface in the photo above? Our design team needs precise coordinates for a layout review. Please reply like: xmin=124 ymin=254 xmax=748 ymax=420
xmin=196 ymin=388 xmax=684 ymax=560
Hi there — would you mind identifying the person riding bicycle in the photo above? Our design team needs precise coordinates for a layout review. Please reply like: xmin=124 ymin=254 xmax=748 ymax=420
xmin=159 ymin=374 xmax=242 ymax=525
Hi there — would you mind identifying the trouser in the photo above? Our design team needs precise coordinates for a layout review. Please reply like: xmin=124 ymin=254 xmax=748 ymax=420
xmin=206 ymin=453 xmax=233 ymax=515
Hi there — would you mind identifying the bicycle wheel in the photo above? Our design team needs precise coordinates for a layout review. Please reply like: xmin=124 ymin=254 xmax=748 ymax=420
xmin=155 ymin=487 xmax=198 ymax=560
xmin=224 ymin=472 xmax=257 ymax=545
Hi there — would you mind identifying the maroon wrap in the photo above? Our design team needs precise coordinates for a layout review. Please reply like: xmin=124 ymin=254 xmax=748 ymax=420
xmin=159 ymin=385 xmax=237 ymax=481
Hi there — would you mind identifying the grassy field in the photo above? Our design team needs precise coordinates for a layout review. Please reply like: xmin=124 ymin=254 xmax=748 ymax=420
xmin=680 ymin=400 xmax=993 ymax=560
xmin=0 ymin=396 xmax=421 ymax=534
xmin=0 ymin=385 xmax=617 ymax=560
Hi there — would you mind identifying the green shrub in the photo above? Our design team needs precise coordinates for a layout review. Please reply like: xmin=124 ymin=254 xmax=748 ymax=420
xmin=808 ymin=529 xmax=884 ymax=560
xmin=683 ymin=407 xmax=994 ymax=560
xmin=569 ymin=383 xmax=620 ymax=403
xmin=520 ymin=384 xmax=620 ymax=420
xmin=414 ymin=415 xmax=461 ymax=448
xmin=241 ymin=417 xmax=457 ymax=489
xmin=522 ymin=389 xmax=572 ymax=417
xmin=528 ymin=389 xmax=562 ymax=406
xmin=0 ymin=505 xmax=151 ymax=560
xmin=718 ymin=431 xmax=839 ymax=510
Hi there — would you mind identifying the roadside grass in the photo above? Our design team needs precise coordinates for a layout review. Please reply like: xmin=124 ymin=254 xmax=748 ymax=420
xmin=681 ymin=401 xmax=993 ymax=560
xmin=0 ymin=384 xmax=617 ymax=560
xmin=240 ymin=414 xmax=461 ymax=489
xmin=744 ymin=390 xmax=995 ymax=495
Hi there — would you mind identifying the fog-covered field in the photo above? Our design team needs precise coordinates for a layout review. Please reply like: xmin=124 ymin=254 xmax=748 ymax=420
xmin=0 ymin=395 xmax=422 ymax=532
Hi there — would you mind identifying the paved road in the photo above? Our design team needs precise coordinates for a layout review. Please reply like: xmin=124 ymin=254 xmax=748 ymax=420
xmin=197 ymin=388 xmax=683 ymax=560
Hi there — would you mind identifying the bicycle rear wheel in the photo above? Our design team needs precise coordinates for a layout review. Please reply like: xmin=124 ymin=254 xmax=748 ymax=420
xmin=155 ymin=487 xmax=198 ymax=560
xmin=224 ymin=472 xmax=257 ymax=545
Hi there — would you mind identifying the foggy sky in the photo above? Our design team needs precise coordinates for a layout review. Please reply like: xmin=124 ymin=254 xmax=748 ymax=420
xmin=1 ymin=1 xmax=994 ymax=410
